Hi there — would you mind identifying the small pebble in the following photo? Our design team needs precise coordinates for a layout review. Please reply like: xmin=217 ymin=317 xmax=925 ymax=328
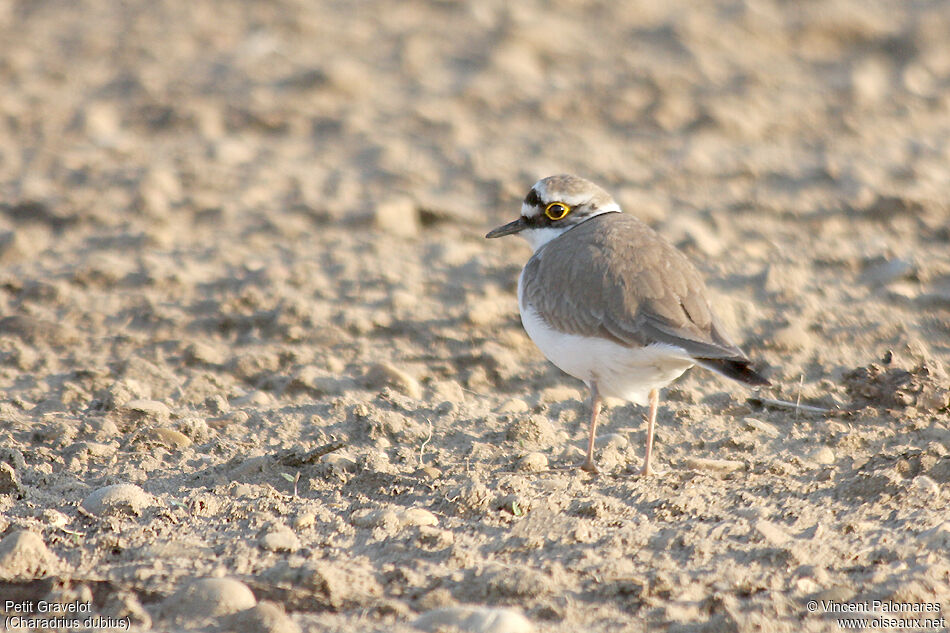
xmin=326 ymin=58 xmax=373 ymax=96
xmin=351 ymin=508 xmax=400 ymax=530
xmin=0 ymin=462 xmax=20 ymax=493
xmin=149 ymin=427 xmax=192 ymax=449
xmin=415 ymin=466 xmax=442 ymax=480
xmin=260 ymin=525 xmax=301 ymax=552
xmin=684 ymin=457 xmax=745 ymax=475
xmin=364 ymin=362 xmax=423 ymax=399
xmin=211 ymin=411 xmax=245 ymax=428
xmin=321 ymin=452 xmax=357 ymax=473
xmin=184 ymin=341 xmax=228 ymax=366
xmin=517 ymin=452 xmax=549 ymax=472
xmin=291 ymin=366 xmax=351 ymax=396
xmin=795 ymin=577 xmax=821 ymax=595
xmin=165 ymin=577 xmax=257 ymax=618
xmin=417 ymin=526 xmax=455 ymax=550
xmin=809 ymin=446 xmax=836 ymax=465
xmin=43 ymin=509 xmax=70 ymax=529
xmin=506 ymin=415 xmax=556 ymax=449
xmin=497 ymin=398 xmax=530 ymax=414
xmin=230 ymin=483 xmax=255 ymax=498
xmin=231 ymin=391 xmax=275 ymax=407
xmin=351 ymin=507 xmax=437 ymax=530
xmin=213 ymin=137 xmax=256 ymax=165
xmin=0 ymin=530 xmax=61 ymax=580
xmin=886 ymin=282 xmax=919 ymax=302
xmin=917 ymin=385 xmax=950 ymax=412
xmin=400 ymin=508 xmax=439 ymax=528
xmin=851 ymin=57 xmax=890 ymax=103
xmin=178 ymin=417 xmax=212 ymax=441
xmin=293 ymin=512 xmax=316 ymax=530
xmin=743 ymin=417 xmax=780 ymax=437
xmin=231 ymin=456 xmax=268 ymax=478
xmin=413 ymin=606 xmax=534 ymax=633
xmin=81 ymin=483 xmax=154 ymax=517
xmin=430 ymin=379 xmax=464 ymax=403
xmin=204 ymin=395 xmax=230 ymax=415
xmin=435 ymin=400 xmax=457 ymax=416
xmin=123 ymin=399 xmax=171 ymax=422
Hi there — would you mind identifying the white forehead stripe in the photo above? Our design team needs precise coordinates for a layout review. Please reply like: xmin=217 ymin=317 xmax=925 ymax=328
xmin=585 ymin=201 xmax=621 ymax=214
xmin=534 ymin=178 xmax=549 ymax=202
xmin=551 ymin=190 xmax=601 ymax=208
xmin=532 ymin=178 xmax=595 ymax=207
xmin=529 ymin=177 xmax=618 ymax=209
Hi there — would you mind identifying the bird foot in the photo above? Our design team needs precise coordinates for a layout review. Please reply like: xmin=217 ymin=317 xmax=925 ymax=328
xmin=638 ymin=465 xmax=666 ymax=477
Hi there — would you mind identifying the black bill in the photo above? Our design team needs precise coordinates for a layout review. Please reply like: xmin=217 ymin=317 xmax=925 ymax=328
xmin=485 ymin=217 xmax=528 ymax=238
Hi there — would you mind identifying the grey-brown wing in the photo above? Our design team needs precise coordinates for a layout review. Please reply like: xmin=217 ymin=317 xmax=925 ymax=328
xmin=522 ymin=214 xmax=748 ymax=361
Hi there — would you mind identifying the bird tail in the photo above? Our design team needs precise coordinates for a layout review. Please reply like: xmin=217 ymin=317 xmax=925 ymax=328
xmin=696 ymin=358 xmax=770 ymax=387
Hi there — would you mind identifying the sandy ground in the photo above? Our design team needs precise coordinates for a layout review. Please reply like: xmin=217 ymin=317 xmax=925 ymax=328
xmin=0 ymin=0 xmax=949 ymax=631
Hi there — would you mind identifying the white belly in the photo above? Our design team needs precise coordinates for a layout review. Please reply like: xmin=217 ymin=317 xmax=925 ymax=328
xmin=518 ymin=272 xmax=694 ymax=405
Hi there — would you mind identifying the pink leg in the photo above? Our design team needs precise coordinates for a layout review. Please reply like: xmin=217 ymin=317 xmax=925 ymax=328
xmin=581 ymin=382 xmax=601 ymax=473
xmin=639 ymin=388 xmax=659 ymax=476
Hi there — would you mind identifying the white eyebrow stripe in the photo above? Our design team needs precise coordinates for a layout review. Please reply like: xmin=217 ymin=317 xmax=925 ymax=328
xmin=556 ymin=193 xmax=593 ymax=207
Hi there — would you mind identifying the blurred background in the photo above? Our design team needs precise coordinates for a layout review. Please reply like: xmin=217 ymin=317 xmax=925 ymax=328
xmin=0 ymin=1 xmax=948 ymax=631
xmin=2 ymin=0 xmax=948 ymax=232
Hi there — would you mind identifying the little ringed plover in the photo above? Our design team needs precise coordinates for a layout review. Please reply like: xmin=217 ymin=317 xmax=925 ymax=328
xmin=486 ymin=174 xmax=769 ymax=475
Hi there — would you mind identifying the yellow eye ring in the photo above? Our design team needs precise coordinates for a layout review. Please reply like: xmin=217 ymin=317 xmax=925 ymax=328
xmin=544 ymin=202 xmax=571 ymax=221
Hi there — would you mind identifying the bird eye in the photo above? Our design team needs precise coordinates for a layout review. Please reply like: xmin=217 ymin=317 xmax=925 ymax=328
xmin=544 ymin=202 xmax=571 ymax=221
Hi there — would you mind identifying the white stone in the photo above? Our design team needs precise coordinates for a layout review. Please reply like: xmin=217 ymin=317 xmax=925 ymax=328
xmin=809 ymin=447 xmax=835 ymax=465
xmin=81 ymin=483 xmax=154 ymax=517
xmin=165 ymin=577 xmax=257 ymax=618
xmin=413 ymin=606 xmax=534 ymax=633
xmin=260 ymin=525 xmax=301 ymax=552
xmin=401 ymin=508 xmax=439 ymax=528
